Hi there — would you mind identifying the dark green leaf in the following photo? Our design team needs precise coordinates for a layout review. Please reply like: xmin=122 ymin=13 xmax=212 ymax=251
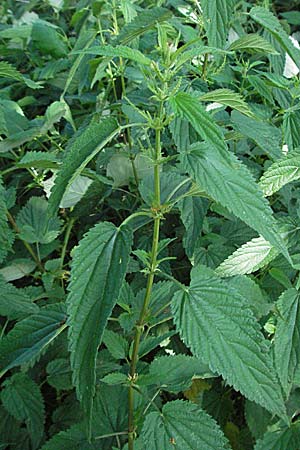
xmin=67 ymin=221 xmax=132 ymax=427
xmin=172 ymin=265 xmax=286 ymax=417
xmin=1 ymin=372 xmax=45 ymax=449
xmin=48 ymin=117 xmax=119 ymax=216
xmin=142 ymin=400 xmax=229 ymax=450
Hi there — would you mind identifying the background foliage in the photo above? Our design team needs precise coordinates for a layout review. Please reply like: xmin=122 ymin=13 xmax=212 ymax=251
xmin=1 ymin=0 xmax=300 ymax=449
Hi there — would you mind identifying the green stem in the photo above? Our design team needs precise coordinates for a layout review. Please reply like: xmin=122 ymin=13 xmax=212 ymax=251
xmin=127 ymin=107 xmax=163 ymax=450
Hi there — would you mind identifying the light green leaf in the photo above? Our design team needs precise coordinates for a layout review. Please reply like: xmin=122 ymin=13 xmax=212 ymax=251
xmin=216 ymin=236 xmax=278 ymax=276
xmin=67 ymin=221 xmax=132 ymax=428
xmin=217 ymin=219 xmax=299 ymax=276
xmin=274 ymin=289 xmax=300 ymax=393
xmin=172 ymin=265 xmax=286 ymax=417
xmin=199 ymin=88 xmax=253 ymax=117
xmin=229 ymin=33 xmax=278 ymax=54
xmin=142 ymin=400 xmax=229 ymax=450
xmin=202 ymin=0 xmax=237 ymax=49
xmin=16 ymin=196 xmax=61 ymax=244
xmin=250 ymin=6 xmax=300 ymax=70
xmin=259 ymin=150 xmax=300 ymax=196
xmin=48 ymin=117 xmax=119 ymax=215
xmin=231 ymin=111 xmax=282 ymax=160
xmin=31 ymin=21 xmax=68 ymax=58
xmin=0 ymin=61 xmax=42 ymax=89
xmin=0 ymin=276 xmax=38 ymax=320
xmin=254 ymin=421 xmax=300 ymax=450
xmin=17 ymin=151 xmax=59 ymax=169
xmin=0 ymin=258 xmax=36 ymax=281
xmin=0 ymin=304 xmax=67 ymax=377
xmin=1 ymin=372 xmax=45 ymax=449
xmin=116 ymin=7 xmax=172 ymax=45
xmin=73 ymin=44 xmax=152 ymax=66
xmin=0 ymin=177 xmax=14 ymax=263
xmin=181 ymin=142 xmax=289 ymax=262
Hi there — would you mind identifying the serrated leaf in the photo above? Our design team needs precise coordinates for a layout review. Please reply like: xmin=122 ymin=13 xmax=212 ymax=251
xmin=0 ymin=61 xmax=42 ymax=89
xmin=73 ymin=44 xmax=151 ymax=66
xmin=40 ymin=423 xmax=98 ymax=450
xmin=17 ymin=151 xmax=59 ymax=169
xmin=102 ymin=329 xmax=128 ymax=360
xmin=250 ymin=6 xmax=300 ymax=70
xmin=181 ymin=142 xmax=289 ymax=262
xmin=229 ymin=33 xmax=278 ymax=54
xmin=259 ymin=150 xmax=300 ymax=196
xmin=16 ymin=196 xmax=61 ymax=244
xmin=116 ymin=7 xmax=172 ymax=45
xmin=142 ymin=400 xmax=229 ymax=450
xmin=178 ymin=196 xmax=208 ymax=258
xmin=46 ymin=358 xmax=73 ymax=390
xmin=284 ymin=110 xmax=300 ymax=151
xmin=31 ymin=21 xmax=68 ymax=58
xmin=172 ymin=265 xmax=286 ymax=417
xmin=274 ymin=289 xmax=300 ymax=393
xmin=0 ymin=304 xmax=67 ymax=377
xmin=216 ymin=236 xmax=278 ymax=276
xmin=67 ymin=221 xmax=132 ymax=428
xmin=254 ymin=421 xmax=300 ymax=450
xmin=48 ymin=117 xmax=119 ymax=216
xmin=170 ymin=92 xmax=227 ymax=155
xmin=1 ymin=372 xmax=45 ymax=449
xmin=202 ymin=0 xmax=237 ymax=49
xmin=0 ymin=276 xmax=38 ymax=319
xmin=0 ymin=177 xmax=14 ymax=263
xmin=231 ymin=110 xmax=282 ymax=160
xmin=200 ymin=88 xmax=253 ymax=117
xmin=146 ymin=355 xmax=215 ymax=393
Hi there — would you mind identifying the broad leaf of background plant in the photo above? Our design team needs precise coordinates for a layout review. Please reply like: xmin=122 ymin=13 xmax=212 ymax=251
xmin=178 ymin=196 xmax=208 ymax=258
xmin=16 ymin=196 xmax=61 ymax=244
xmin=180 ymin=141 xmax=289 ymax=262
xmin=1 ymin=372 xmax=45 ymax=449
xmin=116 ymin=7 xmax=172 ymax=45
xmin=73 ymin=44 xmax=152 ymax=66
xmin=231 ymin=111 xmax=282 ymax=160
xmin=283 ymin=110 xmax=300 ymax=151
xmin=48 ymin=117 xmax=119 ymax=215
xmin=199 ymin=89 xmax=253 ymax=117
xmin=142 ymin=400 xmax=229 ymax=450
xmin=259 ymin=150 xmax=300 ymax=196
xmin=67 ymin=221 xmax=132 ymax=429
xmin=0 ymin=276 xmax=38 ymax=320
xmin=0 ymin=177 xmax=14 ymax=263
xmin=201 ymin=0 xmax=237 ymax=49
xmin=144 ymin=355 xmax=215 ymax=393
xmin=250 ymin=6 xmax=300 ymax=69
xmin=229 ymin=33 xmax=278 ymax=54
xmin=0 ymin=304 xmax=67 ymax=377
xmin=254 ymin=421 xmax=300 ymax=450
xmin=274 ymin=289 xmax=300 ymax=393
xmin=41 ymin=384 xmax=128 ymax=450
xmin=172 ymin=265 xmax=286 ymax=417
xmin=216 ymin=236 xmax=278 ymax=276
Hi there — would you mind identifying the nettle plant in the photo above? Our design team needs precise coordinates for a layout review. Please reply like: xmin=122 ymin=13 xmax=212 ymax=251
xmin=1 ymin=0 xmax=300 ymax=449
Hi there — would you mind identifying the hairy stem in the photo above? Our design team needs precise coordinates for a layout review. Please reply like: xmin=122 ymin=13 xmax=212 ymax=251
xmin=128 ymin=107 xmax=163 ymax=450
